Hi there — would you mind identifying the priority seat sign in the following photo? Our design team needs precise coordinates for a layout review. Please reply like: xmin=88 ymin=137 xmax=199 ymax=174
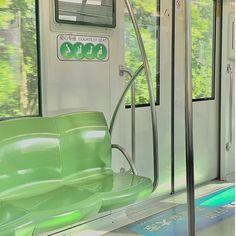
xmin=57 ymin=34 xmax=109 ymax=62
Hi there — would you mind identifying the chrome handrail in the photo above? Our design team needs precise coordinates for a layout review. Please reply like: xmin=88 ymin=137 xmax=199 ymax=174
xmin=124 ymin=0 xmax=159 ymax=191
xmin=119 ymin=66 xmax=136 ymax=164
xmin=109 ymin=63 xmax=144 ymax=134
xmin=112 ymin=144 xmax=138 ymax=175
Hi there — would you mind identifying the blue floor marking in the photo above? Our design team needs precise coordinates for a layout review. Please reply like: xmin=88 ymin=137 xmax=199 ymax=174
xmin=129 ymin=186 xmax=235 ymax=236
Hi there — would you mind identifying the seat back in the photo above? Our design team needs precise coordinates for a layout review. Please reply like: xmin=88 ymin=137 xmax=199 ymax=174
xmin=0 ymin=118 xmax=61 ymax=201
xmin=55 ymin=112 xmax=112 ymax=179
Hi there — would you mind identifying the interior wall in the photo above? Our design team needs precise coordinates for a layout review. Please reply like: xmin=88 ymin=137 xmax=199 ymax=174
xmin=39 ymin=0 xmax=128 ymax=172
xmin=39 ymin=0 xmax=123 ymax=121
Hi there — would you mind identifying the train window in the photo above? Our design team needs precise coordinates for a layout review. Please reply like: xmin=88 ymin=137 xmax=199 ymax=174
xmin=192 ymin=0 xmax=215 ymax=100
xmin=0 ymin=0 xmax=40 ymax=119
xmin=55 ymin=0 xmax=116 ymax=28
xmin=125 ymin=1 xmax=160 ymax=107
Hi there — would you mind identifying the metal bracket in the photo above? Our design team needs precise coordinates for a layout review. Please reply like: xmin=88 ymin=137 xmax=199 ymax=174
xmin=112 ymin=144 xmax=138 ymax=175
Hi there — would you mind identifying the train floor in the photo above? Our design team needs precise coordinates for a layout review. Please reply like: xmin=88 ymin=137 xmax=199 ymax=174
xmin=46 ymin=181 xmax=235 ymax=236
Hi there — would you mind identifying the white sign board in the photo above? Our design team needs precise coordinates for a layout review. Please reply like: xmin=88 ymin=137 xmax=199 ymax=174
xmin=57 ymin=34 xmax=109 ymax=62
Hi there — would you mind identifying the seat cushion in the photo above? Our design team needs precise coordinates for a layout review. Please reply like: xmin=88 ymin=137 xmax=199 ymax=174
xmin=67 ymin=172 xmax=153 ymax=212
xmin=99 ymin=173 xmax=153 ymax=211
xmin=0 ymin=202 xmax=34 ymax=236
xmin=8 ymin=186 xmax=102 ymax=235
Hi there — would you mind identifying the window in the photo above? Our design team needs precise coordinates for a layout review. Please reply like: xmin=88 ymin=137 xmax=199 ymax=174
xmin=0 ymin=0 xmax=40 ymax=119
xmin=55 ymin=0 xmax=116 ymax=28
xmin=124 ymin=0 xmax=160 ymax=107
xmin=192 ymin=0 xmax=215 ymax=100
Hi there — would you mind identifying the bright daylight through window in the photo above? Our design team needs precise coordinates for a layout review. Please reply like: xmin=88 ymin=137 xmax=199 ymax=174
xmin=0 ymin=0 xmax=40 ymax=119
xmin=192 ymin=0 xmax=215 ymax=100
xmin=124 ymin=0 xmax=160 ymax=107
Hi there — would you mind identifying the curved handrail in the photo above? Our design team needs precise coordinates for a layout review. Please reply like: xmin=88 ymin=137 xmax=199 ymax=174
xmin=112 ymin=144 xmax=138 ymax=175
xmin=124 ymin=0 xmax=159 ymax=191
xmin=109 ymin=63 xmax=144 ymax=134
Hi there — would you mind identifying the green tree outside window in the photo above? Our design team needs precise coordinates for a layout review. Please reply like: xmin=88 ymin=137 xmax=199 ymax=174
xmin=124 ymin=0 xmax=214 ymax=105
xmin=192 ymin=0 xmax=214 ymax=99
xmin=124 ymin=0 xmax=159 ymax=106
xmin=0 ymin=0 xmax=39 ymax=118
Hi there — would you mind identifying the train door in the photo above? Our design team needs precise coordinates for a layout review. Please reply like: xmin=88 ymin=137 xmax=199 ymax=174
xmin=39 ymin=0 xmax=229 ymax=195
xmin=111 ymin=0 xmax=223 ymax=194
xmin=110 ymin=0 xmax=173 ymax=195
xmin=174 ymin=0 xmax=222 ymax=189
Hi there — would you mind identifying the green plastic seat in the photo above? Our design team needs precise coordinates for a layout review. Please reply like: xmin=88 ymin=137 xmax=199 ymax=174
xmin=99 ymin=173 xmax=153 ymax=211
xmin=54 ymin=112 xmax=112 ymax=180
xmin=55 ymin=112 xmax=152 ymax=211
xmin=0 ymin=112 xmax=152 ymax=235
xmin=0 ymin=203 xmax=34 ymax=236
xmin=67 ymin=172 xmax=153 ymax=212
xmin=0 ymin=118 xmax=62 ymax=201
xmin=9 ymin=186 xmax=101 ymax=234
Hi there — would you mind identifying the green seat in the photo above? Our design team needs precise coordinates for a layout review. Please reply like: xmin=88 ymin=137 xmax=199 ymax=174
xmin=98 ymin=173 xmax=152 ymax=211
xmin=0 ymin=203 xmax=33 ymax=236
xmin=54 ymin=112 xmax=112 ymax=180
xmin=0 ymin=112 xmax=152 ymax=235
xmin=9 ymin=186 xmax=101 ymax=235
xmin=55 ymin=112 xmax=152 ymax=211
xmin=67 ymin=172 xmax=152 ymax=212
xmin=0 ymin=118 xmax=62 ymax=201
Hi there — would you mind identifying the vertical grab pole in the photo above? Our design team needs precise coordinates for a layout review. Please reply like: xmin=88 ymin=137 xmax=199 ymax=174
xmin=124 ymin=0 xmax=159 ymax=191
xmin=131 ymin=83 xmax=136 ymax=163
xmin=118 ymin=66 xmax=136 ymax=163
xmin=184 ymin=0 xmax=195 ymax=236
xmin=171 ymin=0 xmax=176 ymax=195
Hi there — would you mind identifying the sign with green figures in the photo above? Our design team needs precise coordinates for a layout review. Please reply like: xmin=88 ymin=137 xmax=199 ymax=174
xmin=58 ymin=34 xmax=109 ymax=62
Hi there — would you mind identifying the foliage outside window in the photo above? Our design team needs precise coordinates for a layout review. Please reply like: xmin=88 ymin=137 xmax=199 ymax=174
xmin=192 ymin=0 xmax=215 ymax=100
xmin=0 ymin=0 xmax=40 ymax=118
xmin=124 ymin=0 xmax=160 ymax=106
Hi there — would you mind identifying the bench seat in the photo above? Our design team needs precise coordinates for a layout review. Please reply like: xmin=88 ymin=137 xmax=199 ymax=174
xmin=0 ymin=112 xmax=152 ymax=235
xmin=68 ymin=172 xmax=153 ymax=211
xmin=0 ymin=203 xmax=33 ymax=236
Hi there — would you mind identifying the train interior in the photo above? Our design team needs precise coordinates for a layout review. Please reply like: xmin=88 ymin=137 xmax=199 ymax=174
xmin=0 ymin=0 xmax=235 ymax=235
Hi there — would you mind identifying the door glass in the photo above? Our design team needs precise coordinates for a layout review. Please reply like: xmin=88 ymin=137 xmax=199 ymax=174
xmin=124 ymin=0 xmax=160 ymax=107
xmin=192 ymin=0 xmax=215 ymax=100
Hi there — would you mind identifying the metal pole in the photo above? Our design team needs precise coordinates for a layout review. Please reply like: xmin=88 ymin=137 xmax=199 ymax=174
xmin=118 ymin=66 xmax=136 ymax=163
xmin=171 ymin=0 xmax=176 ymax=195
xmin=125 ymin=0 xmax=159 ymax=191
xmin=131 ymin=82 xmax=136 ymax=163
xmin=184 ymin=0 xmax=195 ymax=236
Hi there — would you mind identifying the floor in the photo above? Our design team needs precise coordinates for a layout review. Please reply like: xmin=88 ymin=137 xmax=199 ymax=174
xmin=45 ymin=181 xmax=235 ymax=236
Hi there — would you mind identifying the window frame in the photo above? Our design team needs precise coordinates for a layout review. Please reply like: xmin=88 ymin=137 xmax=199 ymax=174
xmin=192 ymin=0 xmax=217 ymax=102
xmin=0 ymin=0 xmax=42 ymax=120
